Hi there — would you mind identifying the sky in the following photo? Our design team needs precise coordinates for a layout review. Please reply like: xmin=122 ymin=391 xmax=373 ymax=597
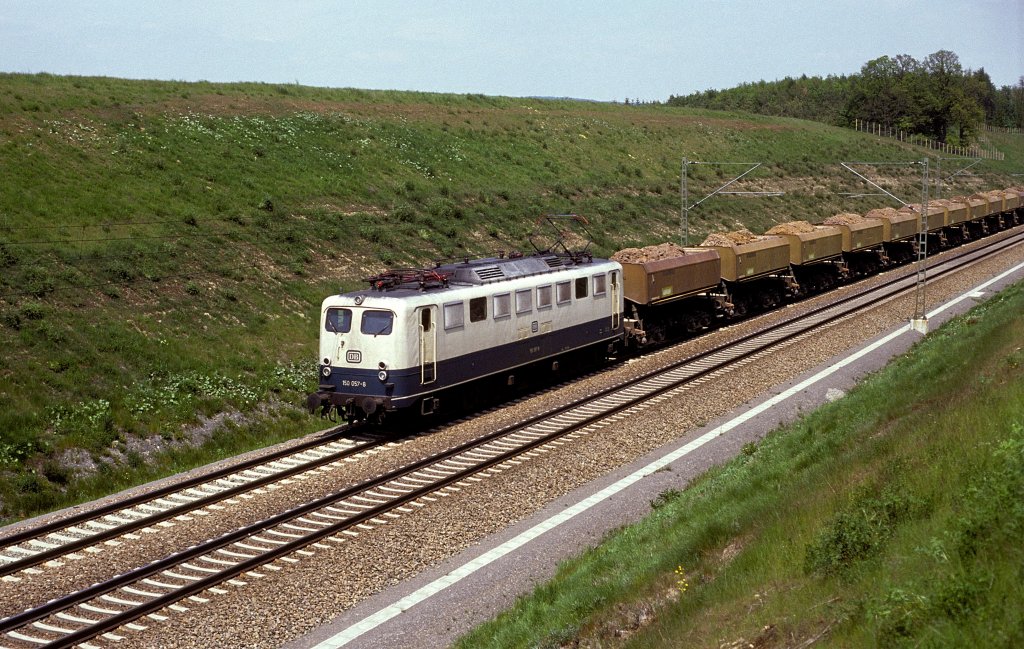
xmin=1 ymin=0 xmax=1021 ymax=102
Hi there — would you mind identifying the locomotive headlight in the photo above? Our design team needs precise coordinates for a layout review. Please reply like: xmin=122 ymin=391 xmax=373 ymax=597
xmin=323 ymin=357 xmax=331 ymax=366
xmin=321 ymin=366 xmax=332 ymax=377
xmin=378 ymin=369 xmax=388 ymax=382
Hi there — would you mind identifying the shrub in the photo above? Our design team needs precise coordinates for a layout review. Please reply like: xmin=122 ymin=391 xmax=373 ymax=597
xmin=0 ymin=242 xmax=17 ymax=268
xmin=358 ymin=224 xmax=391 ymax=245
xmin=427 ymin=197 xmax=463 ymax=220
xmin=19 ymin=302 xmax=46 ymax=321
xmin=1 ymin=309 xmax=21 ymax=330
xmin=22 ymin=265 xmax=55 ymax=297
xmin=103 ymin=259 xmax=137 ymax=282
xmin=650 ymin=488 xmax=682 ymax=509
xmin=805 ymin=483 xmax=927 ymax=576
xmin=391 ymin=204 xmax=417 ymax=223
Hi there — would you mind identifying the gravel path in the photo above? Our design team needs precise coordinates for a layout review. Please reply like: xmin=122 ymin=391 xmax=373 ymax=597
xmin=6 ymin=233 xmax=1021 ymax=648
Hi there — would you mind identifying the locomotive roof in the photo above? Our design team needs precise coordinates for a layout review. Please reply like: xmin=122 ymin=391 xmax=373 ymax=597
xmin=446 ymin=253 xmax=604 ymax=284
xmin=350 ymin=252 xmax=614 ymax=298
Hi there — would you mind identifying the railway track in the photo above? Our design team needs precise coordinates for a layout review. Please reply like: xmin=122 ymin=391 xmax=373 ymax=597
xmin=0 ymin=424 xmax=389 ymax=578
xmin=1 ymin=228 xmax=1022 ymax=648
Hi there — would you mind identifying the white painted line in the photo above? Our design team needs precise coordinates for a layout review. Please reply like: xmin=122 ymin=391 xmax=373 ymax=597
xmin=313 ymin=258 xmax=1024 ymax=649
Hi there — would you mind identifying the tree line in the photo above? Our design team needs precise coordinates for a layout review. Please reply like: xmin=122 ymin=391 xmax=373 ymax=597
xmin=667 ymin=50 xmax=1024 ymax=146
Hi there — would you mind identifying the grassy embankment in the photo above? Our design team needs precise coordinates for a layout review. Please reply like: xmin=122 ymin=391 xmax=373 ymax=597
xmin=455 ymin=282 xmax=1024 ymax=648
xmin=1 ymin=72 xmax=1022 ymax=525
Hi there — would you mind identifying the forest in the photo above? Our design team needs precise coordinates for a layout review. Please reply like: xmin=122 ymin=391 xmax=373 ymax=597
xmin=668 ymin=50 xmax=1024 ymax=146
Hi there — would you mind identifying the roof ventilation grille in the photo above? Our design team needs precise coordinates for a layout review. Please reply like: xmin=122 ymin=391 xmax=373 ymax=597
xmin=475 ymin=266 xmax=506 ymax=280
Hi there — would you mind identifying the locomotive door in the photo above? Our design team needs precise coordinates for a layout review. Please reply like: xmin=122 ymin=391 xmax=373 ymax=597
xmin=417 ymin=305 xmax=437 ymax=384
xmin=610 ymin=270 xmax=621 ymax=329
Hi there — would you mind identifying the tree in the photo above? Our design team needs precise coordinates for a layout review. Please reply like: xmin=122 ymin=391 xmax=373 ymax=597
xmin=993 ymin=77 xmax=1024 ymax=128
xmin=666 ymin=49 xmax=997 ymax=142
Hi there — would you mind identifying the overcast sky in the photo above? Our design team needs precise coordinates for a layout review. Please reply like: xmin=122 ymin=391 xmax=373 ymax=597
xmin=1 ymin=1 xmax=1021 ymax=101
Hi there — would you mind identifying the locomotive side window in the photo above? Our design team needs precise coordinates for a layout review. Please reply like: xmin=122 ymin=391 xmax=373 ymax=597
xmin=556 ymin=281 xmax=571 ymax=305
xmin=360 ymin=310 xmax=394 ymax=336
xmin=593 ymin=273 xmax=607 ymax=297
xmin=494 ymin=293 xmax=511 ymax=319
xmin=537 ymin=285 xmax=553 ymax=310
xmin=575 ymin=277 xmax=588 ymax=299
xmin=325 ymin=308 xmax=352 ymax=333
xmin=444 ymin=301 xmax=465 ymax=330
xmin=469 ymin=296 xmax=487 ymax=322
xmin=421 ymin=308 xmax=432 ymax=331
xmin=515 ymin=288 xmax=533 ymax=314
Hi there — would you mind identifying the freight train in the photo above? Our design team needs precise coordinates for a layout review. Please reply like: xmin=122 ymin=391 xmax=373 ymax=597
xmin=307 ymin=188 xmax=1023 ymax=423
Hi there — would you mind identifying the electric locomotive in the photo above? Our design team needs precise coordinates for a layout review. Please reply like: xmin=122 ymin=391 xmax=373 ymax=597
xmin=308 ymin=251 xmax=624 ymax=423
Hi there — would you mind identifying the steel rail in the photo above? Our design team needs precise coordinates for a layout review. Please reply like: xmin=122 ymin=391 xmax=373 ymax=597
xmin=0 ymin=424 xmax=379 ymax=576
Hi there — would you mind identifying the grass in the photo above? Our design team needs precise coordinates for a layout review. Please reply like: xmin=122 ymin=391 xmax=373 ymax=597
xmin=453 ymin=281 xmax=1024 ymax=648
xmin=1 ymin=71 xmax=1023 ymax=525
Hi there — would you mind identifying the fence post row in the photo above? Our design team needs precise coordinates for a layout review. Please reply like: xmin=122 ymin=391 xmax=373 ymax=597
xmin=850 ymin=119 xmax=1004 ymax=161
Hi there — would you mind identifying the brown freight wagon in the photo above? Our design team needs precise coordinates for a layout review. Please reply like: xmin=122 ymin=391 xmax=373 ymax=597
xmin=865 ymin=208 xmax=919 ymax=242
xmin=764 ymin=225 xmax=845 ymax=293
xmin=944 ymin=199 xmax=971 ymax=226
xmin=957 ymin=195 xmax=989 ymax=220
xmin=832 ymin=220 xmax=885 ymax=252
xmin=1004 ymin=189 xmax=1022 ymax=211
xmin=982 ymin=191 xmax=1007 ymax=214
xmin=619 ymin=248 xmax=721 ymax=305
xmin=704 ymin=237 xmax=791 ymax=282
xmin=1005 ymin=189 xmax=1023 ymax=226
xmin=772 ymin=226 xmax=844 ymax=265
xmin=899 ymin=203 xmax=946 ymax=232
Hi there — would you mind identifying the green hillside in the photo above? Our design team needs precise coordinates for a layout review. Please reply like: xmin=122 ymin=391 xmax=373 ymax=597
xmin=1 ymin=73 xmax=1022 ymax=523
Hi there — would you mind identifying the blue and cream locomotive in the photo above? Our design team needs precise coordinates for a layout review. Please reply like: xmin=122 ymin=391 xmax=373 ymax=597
xmin=309 ymin=252 xmax=624 ymax=423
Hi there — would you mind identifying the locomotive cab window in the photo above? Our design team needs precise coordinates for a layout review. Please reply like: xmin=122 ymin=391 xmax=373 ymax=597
xmin=556 ymin=281 xmax=571 ymax=305
xmin=537 ymin=285 xmax=553 ymax=310
xmin=593 ymin=273 xmax=607 ymax=297
xmin=515 ymin=288 xmax=533 ymax=314
xmin=325 ymin=308 xmax=352 ymax=333
xmin=575 ymin=277 xmax=588 ymax=299
xmin=421 ymin=308 xmax=432 ymax=331
xmin=444 ymin=301 xmax=465 ymax=330
xmin=494 ymin=293 xmax=511 ymax=319
xmin=469 ymin=296 xmax=487 ymax=322
xmin=360 ymin=310 xmax=394 ymax=336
